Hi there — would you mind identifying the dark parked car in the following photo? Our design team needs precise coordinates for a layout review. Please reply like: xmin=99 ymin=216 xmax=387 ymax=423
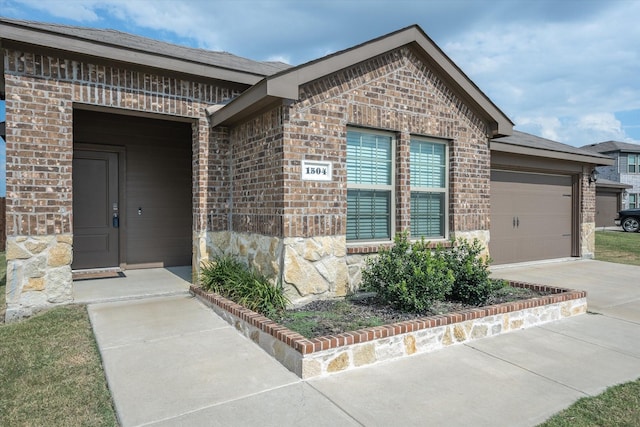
xmin=616 ymin=208 xmax=640 ymax=232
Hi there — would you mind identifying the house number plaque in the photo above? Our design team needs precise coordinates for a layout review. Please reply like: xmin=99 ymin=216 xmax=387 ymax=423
xmin=301 ymin=160 xmax=332 ymax=181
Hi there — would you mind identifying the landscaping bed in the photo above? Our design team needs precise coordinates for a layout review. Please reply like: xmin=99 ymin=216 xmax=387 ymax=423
xmin=194 ymin=237 xmax=588 ymax=378
xmin=274 ymin=285 xmax=552 ymax=338
xmin=191 ymin=280 xmax=587 ymax=379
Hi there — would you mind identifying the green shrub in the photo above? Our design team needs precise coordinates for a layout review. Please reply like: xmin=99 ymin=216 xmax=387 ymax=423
xmin=362 ymin=234 xmax=503 ymax=312
xmin=361 ymin=232 xmax=455 ymax=313
xmin=443 ymin=238 xmax=503 ymax=306
xmin=200 ymin=255 xmax=289 ymax=317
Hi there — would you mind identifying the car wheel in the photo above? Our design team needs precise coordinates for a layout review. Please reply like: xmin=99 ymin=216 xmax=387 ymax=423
xmin=622 ymin=217 xmax=640 ymax=232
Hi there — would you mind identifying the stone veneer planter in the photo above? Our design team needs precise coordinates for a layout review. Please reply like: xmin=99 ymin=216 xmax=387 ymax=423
xmin=190 ymin=282 xmax=587 ymax=379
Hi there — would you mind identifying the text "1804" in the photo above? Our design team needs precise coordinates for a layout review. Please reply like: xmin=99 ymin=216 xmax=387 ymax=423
xmin=305 ymin=167 xmax=328 ymax=175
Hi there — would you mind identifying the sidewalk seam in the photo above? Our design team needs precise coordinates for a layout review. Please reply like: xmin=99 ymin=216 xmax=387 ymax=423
xmin=133 ymin=380 xmax=303 ymax=427
xmin=463 ymin=341 xmax=592 ymax=397
xmin=98 ymin=326 xmax=231 ymax=351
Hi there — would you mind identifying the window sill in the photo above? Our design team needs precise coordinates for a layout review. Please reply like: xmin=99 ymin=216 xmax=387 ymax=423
xmin=346 ymin=239 xmax=451 ymax=255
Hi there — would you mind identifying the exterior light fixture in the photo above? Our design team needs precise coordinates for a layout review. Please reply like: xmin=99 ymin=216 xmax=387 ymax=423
xmin=589 ymin=168 xmax=599 ymax=184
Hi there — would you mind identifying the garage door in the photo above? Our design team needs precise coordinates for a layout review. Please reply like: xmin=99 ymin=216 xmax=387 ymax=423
xmin=595 ymin=191 xmax=618 ymax=227
xmin=490 ymin=170 xmax=573 ymax=265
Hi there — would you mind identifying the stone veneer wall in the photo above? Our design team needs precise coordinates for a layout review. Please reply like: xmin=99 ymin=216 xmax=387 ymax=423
xmin=5 ymin=235 xmax=73 ymax=319
xmin=199 ymin=231 xmax=349 ymax=303
xmin=581 ymin=169 xmax=597 ymax=259
xmin=191 ymin=281 xmax=587 ymax=379
xmin=3 ymin=46 xmax=241 ymax=320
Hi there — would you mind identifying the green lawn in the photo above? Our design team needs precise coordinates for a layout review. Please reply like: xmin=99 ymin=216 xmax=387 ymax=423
xmin=0 ymin=252 xmax=118 ymax=426
xmin=539 ymin=379 xmax=640 ymax=427
xmin=540 ymin=230 xmax=640 ymax=426
xmin=595 ymin=230 xmax=640 ymax=266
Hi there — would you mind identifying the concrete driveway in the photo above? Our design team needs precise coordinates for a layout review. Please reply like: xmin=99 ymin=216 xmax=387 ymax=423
xmin=87 ymin=260 xmax=640 ymax=426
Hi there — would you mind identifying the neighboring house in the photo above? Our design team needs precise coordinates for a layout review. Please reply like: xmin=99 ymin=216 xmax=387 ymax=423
xmin=593 ymin=179 xmax=632 ymax=227
xmin=582 ymin=141 xmax=640 ymax=210
xmin=0 ymin=18 xmax=612 ymax=320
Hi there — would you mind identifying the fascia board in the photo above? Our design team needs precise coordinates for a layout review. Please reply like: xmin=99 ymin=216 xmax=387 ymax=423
xmin=0 ymin=23 xmax=263 ymax=85
xmin=212 ymin=25 xmax=514 ymax=132
xmin=411 ymin=35 xmax=513 ymax=135
xmin=491 ymin=141 xmax=615 ymax=166
xmin=266 ymin=26 xmax=512 ymax=134
xmin=266 ymin=29 xmax=419 ymax=99
xmin=210 ymin=80 xmax=270 ymax=127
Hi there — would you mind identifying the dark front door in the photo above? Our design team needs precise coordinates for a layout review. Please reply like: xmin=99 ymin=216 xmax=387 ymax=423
xmin=72 ymin=150 xmax=120 ymax=269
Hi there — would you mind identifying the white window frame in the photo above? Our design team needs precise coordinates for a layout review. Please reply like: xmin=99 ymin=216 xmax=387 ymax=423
xmin=409 ymin=136 xmax=449 ymax=240
xmin=346 ymin=128 xmax=395 ymax=243
xmin=629 ymin=193 xmax=639 ymax=209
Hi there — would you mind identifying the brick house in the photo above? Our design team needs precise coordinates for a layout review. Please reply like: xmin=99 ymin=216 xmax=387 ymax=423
xmin=0 ymin=18 xmax=611 ymax=320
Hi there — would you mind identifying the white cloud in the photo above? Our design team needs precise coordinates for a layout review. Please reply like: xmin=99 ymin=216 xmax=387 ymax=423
xmin=515 ymin=116 xmax=562 ymax=142
xmin=443 ymin=1 xmax=640 ymax=146
xmin=265 ymin=55 xmax=291 ymax=65
xmin=14 ymin=0 xmax=101 ymax=21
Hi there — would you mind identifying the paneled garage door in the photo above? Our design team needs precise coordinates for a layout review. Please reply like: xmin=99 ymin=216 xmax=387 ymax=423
xmin=595 ymin=191 xmax=619 ymax=227
xmin=490 ymin=170 xmax=573 ymax=265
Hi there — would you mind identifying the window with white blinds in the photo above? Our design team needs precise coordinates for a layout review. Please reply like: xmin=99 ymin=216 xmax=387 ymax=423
xmin=410 ymin=138 xmax=447 ymax=238
xmin=346 ymin=129 xmax=393 ymax=241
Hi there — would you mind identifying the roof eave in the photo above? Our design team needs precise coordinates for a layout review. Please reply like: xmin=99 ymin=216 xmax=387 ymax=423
xmin=597 ymin=182 xmax=632 ymax=190
xmin=491 ymin=141 xmax=615 ymax=165
xmin=0 ymin=21 xmax=264 ymax=86
xmin=210 ymin=80 xmax=292 ymax=126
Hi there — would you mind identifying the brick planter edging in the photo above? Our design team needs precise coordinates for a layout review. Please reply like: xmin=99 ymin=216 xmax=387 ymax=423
xmin=190 ymin=283 xmax=587 ymax=378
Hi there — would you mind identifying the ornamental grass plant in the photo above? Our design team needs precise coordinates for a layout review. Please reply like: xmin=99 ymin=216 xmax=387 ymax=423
xmin=200 ymin=255 xmax=289 ymax=317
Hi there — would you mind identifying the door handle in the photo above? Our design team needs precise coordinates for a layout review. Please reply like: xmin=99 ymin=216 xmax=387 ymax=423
xmin=516 ymin=217 xmax=520 ymax=228
xmin=513 ymin=217 xmax=516 ymax=228
xmin=113 ymin=213 xmax=120 ymax=228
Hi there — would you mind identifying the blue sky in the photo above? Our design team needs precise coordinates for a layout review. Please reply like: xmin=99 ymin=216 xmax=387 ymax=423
xmin=1 ymin=0 xmax=640 ymax=197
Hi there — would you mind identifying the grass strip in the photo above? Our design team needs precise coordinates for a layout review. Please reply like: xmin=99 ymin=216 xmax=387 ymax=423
xmin=0 ymin=304 xmax=118 ymax=426
xmin=595 ymin=230 xmax=640 ymax=266
xmin=540 ymin=378 xmax=640 ymax=426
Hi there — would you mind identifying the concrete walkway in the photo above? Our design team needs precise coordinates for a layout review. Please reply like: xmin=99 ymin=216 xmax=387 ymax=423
xmin=85 ymin=260 xmax=640 ymax=426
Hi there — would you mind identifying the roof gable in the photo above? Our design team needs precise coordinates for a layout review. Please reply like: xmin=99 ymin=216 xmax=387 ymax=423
xmin=209 ymin=25 xmax=513 ymax=136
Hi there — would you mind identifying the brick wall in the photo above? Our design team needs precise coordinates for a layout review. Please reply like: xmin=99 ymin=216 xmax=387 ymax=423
xmin=210 ymin=46 xmax=494 ymax=301
xmin=3 ymin=47 xmax=242 ymax=239
xmin=2 ymin=45 xmax=242 ymax=319
xmin=284 ymin=47 xmax=490 ymax=242
xmin=228 ymin=106 xmax=287 ymax=236
xmin=582 ymin=169 xmax=597 ymax=224
xmin=0 ymin=197 xmax=5 ymax=249
xmin=221 ymin=47 xmax=491 ymax=242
